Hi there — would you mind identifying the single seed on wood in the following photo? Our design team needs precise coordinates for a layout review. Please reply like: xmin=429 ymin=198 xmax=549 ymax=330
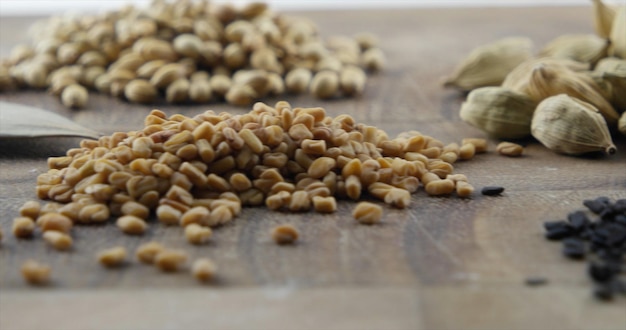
xmin=21 ymin=260 xmax=51 ymax=285
xmin=116 ymin=215 xmax=147 ymax=235
xmin=42 ymin=230 xmax=73 ymax=250
xmin=61 ymin=84 xmax=88 ymax=109
xmin=154 ymin=249 xmax=188 ymax=272
xmin=481 ymin=186 xmax=505 ymax=196
xmin=185 ymin=223 xmax=212 ymax=245
xmin=135 ymin=242 xmax=165 ymax=264
xmin=271 ymin=224 xmax=299 ymax=245
xmin=352 ymin=202 xmax=383 ymax=224
xmin=98 ymin=246 xmax=127 ymax=268
xmin=19 ymin=200 xmax=41 ymax=219
xmin=496 ymin=142 xmax=524 ymax=157
xmin=192 ymin=258 xmax=217 ymax=282
xmin=456 ymin=181 xmax=474 ymax=198
xmin=384 ymin=188 xmax=411 ymax=208
xmin=12 ymin=217 xmax=35 ymax=238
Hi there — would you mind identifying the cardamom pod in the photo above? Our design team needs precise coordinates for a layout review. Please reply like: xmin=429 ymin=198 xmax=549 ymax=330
xmin=590 ymin=60 xmax=626 ymax=111
xmin=531 ymin=94 xmax=616 ymax=155
xmin=538 ymin=34 xmax=609 ymax=65
xmin=608 ymin=6 xmax=626 ymax=58
xmin=443 ymin=37 xmax=533 ymax=91
xmin=619 ymin=112 xmax=626 ymax=136
xmin=459 ymin=87 xmax=537 ymax=139
xmin=592 ymin=0 xmax=616 ymax=39
xmin=503 ymin=60 xmax=619 ymax=125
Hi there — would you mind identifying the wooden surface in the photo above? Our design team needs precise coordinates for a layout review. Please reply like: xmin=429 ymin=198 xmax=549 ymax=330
xmin=1 ymin=6 xmax=626 ymax=330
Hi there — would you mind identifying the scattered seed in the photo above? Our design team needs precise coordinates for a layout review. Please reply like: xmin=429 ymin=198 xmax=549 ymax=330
xmin=192 ymin=258 xmax=217 ymax=282
xmin=481 ymin=186 xmax=504 ymax=196
xmin=154 ymin=249 xmax=188 ymax=272
xmin=42 ymin=230 xmax=73 ymax=250
xmin=352 ymin=202 xmax=382 ymax=224
xmin=271 ymin=224 xmax=299 ymax=245
xmin=135 ymin=242 xmax=166 ymax=264
xmin=524 ymin=276 xmax=549 ymax=286
xmin=21 ymin=260 xmax=51 ymax=285
xmin=98 ymin=246 xmax=127 ymax=268
xmin=185 ymin=223 xmax=212 ymax=245
xmin=12 ymin=217 xmax=35 ymax=238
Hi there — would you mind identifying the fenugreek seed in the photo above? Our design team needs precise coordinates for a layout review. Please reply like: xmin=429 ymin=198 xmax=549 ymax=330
xmin=181 ymin=207 xmax=210 ymax=227
xmin=98 ymin=246 xmax=127 ymax=268
xmin=458 ymin=142 xmax=476 ymax=160
xmin=307 ymin=157 xmax=336 ymax=179
xmin=21 ymin=260 xmax=51 ymax=285
xmin=271 ymin=224 xmax=299 ymax=245
xmin=116 ymin=215 xmax=147 ymax=235
xmin=114 ymin=200 xmax=147 ymax=219
xmin=310 ymin=71 xmax=339 ymax=99
xmin=204 ymin=205 xmax=234 ymax=226
xmin=496 ymin=142 xmax=524 ymax=157
xmin=13 ymin=217 xmax=35 ymax=238
xmin=42 ymin=230 xmax=73 ymax=251
xmin=78 ymin=203 xmax=110 ymax=223
xmin=192 ymin=258 xmax=217 ymax=282
xmin=312 ymin=196 xmax=337 ymax=213
xmin=425 ymin=179 xmax=456 ymax=196
xmin=456 ymin=181 xmax=474 ymax=198
xmin=285 ymin=68 xmax=312 ymax=94
xmin=361 ymin=48 xmax=386 ymax=71
xmin=61 ymin=84 xmax=88 ymax=109
xmin=125 ymin=79 xmax=157 ymax=104
xmin=461 ymin=138 xmax=488 ymax=153
xmin=136 ymin=242 xmax=165 ymax=264
xmin=384 ymin=188 xmax=411 ymax=208
xmin=288 ymin=190 xmax=311 ymax=212
xmin=37 ymin=213 xmax=73 ymax=233
xmin=345 ymin=175 xmax=362 ymax=200
xmin=19 ymin=201 xmax=41 ymax=219
xmin=184 ymin=223 xmax=212 ymax=245
xmin=155 ymin=249 xmax=188 ymax=272
xmin=352 ymin=202 xmax=383 ymax=224
xmin=446 ymin=174 xmax=469 ymax=183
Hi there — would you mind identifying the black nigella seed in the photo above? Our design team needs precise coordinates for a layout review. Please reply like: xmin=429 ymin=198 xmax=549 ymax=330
xmin=481 ymin=186 xmax=504 ymax=196
xmin=588 ymin=262 xmax=614 ymax=283
xmin=525 ymin=276 xmax=548 ymax=286
xmin=613 ymin=199 xmax=626 ymax=213
xmin=544 ymin=222 xmax=575 ymax=240
xmin=583 ymin=198 xmax=610 ymax=214
xmin=567 ymin=211 xmax=589 ymax=231
xmin=562 ymin=238 xmax=586 ymax=259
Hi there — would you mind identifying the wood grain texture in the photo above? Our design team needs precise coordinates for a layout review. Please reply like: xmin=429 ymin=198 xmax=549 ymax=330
xmin=1 ymin=6 xmax=625 ymax=330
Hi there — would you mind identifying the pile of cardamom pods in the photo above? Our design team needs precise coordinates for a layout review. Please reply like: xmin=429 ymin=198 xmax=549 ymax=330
xmin=444 ymin=0 xmax=625 ymax=156
xmin=0 ymin=0 xmax=385 ymax=109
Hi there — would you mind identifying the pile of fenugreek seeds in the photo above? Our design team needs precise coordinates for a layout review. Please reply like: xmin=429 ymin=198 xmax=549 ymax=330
xmin=444 ymin=0 xmax=626 ymax=156
xmin=0 ymin=0 xmax=384 ymax=109
xmin=11 ymin=101 xmax=486 ymax=285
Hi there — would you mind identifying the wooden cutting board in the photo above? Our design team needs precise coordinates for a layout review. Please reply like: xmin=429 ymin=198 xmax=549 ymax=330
xmin=1 ymin=6 xmax=625 ymax=330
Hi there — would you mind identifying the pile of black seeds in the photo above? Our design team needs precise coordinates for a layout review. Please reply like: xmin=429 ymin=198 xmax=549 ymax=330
xmin=543 ymin=197 xmax=626 ymax=301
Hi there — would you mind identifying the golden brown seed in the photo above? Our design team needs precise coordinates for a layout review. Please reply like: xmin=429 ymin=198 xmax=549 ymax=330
xmin=185 ymin=223 xmax=212 ymax=245
xmin=135 ymin=242 xmax=165 ymax=264
xmin=21 ymin=260 xmax=51 ymax=285
xmin=288 ymin=190 xmax=311 ymax=212
xmin=154 ymin=249 xmax=188 ymax=272
xmin=271 ymin=224 xmax=299 ymax=245
xmin=61 ymin=84 xmax=88 ymax=109
xmin=459 ymin=143 xmax=476 ymax=160
xmin=312 ymin=196 xmax=337 ymax=213
xmin=310 ymin=71 xmax=339 ymax=99
xmin=496 ymin=142 xmax=524 ymax=157
xmin=307 ymin=157 xmax=336 ymax=179
xmin=384 ymin=188 xmax=411 ymax=208
xmin=125 ymin=79 xmax=158 ymax=104
xmin=12 ymin=217 xmax=35 ymax=238
xmin=98 ymin=246 xmax=127 ymax=268
xmin=116 ymin=215 xmax=147 ymax=235
xmin=78 ymin=203 xmax=110 ymax=223
xmin=361 ymin=48 xmax=386 ymax=71
xmin=285 ymin=68 xmax=312 ymax=94
xmin=180 ymin=206 xmax=210 ymax=227
xmin=425 ymin=179 xmax=456 ymax=196
xmin=352 ymin=202 xmax=383 ymax=224
xmin=19 ymin=201 xmax=41 ymax=219
xmin=456 ymin=181 xmax=475 ymax=198
xmin=37 ymin=213 xmax=73 ymax=233
xmin=121 ymin=201 xmax=150 ymax=219
xmin=42 ymin=230 xmax=73 ymax=251
xmin=192 ymin=258 xmax=217 ymax=282
xmin=461 ymin=138 xmax=488 ymax=153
